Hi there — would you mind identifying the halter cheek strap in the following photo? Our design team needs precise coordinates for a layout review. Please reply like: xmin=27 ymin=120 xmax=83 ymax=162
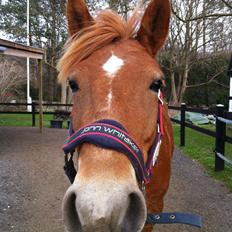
xmin=146 ymin=90 xmax=164 ymax=173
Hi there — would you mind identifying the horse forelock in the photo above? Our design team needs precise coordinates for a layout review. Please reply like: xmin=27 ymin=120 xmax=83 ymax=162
xmin=57 ymin=8 xmax=145 ymax=82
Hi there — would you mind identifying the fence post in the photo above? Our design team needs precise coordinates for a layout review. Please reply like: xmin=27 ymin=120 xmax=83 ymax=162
xmin=32 ymin=102 xmax=36 ymax=127
xmin=180 ymin=103 xmax=186 ymax=146
xmin=215 ymin=104 xmax=226 ymax=171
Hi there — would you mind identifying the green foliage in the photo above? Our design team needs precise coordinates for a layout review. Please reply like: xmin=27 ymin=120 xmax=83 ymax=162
xmin=0 ymin=113 xmax=68 ymax=128
xmin=0 ymin=113 xmax=53 ymax=127
xmin=0 ymin=0 xmax=27 ymax=42
xmin=161 ymin=52 xmax=230 ymax=107
xmin=184 ymin=53 xmax=230 ymax=107
xmin=0 ymin=0 xmax=67 ymax=46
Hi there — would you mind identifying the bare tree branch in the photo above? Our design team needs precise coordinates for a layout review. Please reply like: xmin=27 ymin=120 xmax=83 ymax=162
xmin=0 ymin=58 xmax=26 ymax=102
xmin=212 ymin=80 xmax=230 ymax=89
xmin=171 ymin=5 xmax=232 ymax=23
xmin=221 ymin=0 xmax=232 ymax=9
xmin=186 ymin=70 xmax=225 ymax=88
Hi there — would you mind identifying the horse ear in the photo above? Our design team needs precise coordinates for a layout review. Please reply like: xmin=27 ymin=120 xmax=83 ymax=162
xmin=67 ymin=0 xmax=93 ymax=36
xmin=137 ymin=0 xmax=170 ymax=57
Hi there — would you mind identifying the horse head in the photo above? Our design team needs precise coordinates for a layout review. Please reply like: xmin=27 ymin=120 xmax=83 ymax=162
xmin=58 ymin=0 xmax=173 ymax=231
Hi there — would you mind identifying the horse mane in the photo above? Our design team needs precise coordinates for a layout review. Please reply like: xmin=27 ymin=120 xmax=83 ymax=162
xmin=57 ymin=9 xmax=144 ymax=82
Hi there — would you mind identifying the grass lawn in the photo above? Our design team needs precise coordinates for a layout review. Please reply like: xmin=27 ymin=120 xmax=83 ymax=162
xmin=173 ymin=124 xmax=232 ymax=191
xmin=0 ymin=114 xmax=68 ymax=129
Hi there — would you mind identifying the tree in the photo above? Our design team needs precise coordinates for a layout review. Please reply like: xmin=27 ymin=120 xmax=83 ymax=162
xmin=162 ymin=0 xmax=232 ymax=106
xmin=0 ymin=0 xmax=27 ymax=43
xmin=0 ymin=0 xmax=141 ymax=103
xmin=1 ymin=0 xmax=231 ymax=106
xmin=0 ymin=56 xmax=26 ymax=103
xmin=0 ymin=0 xmax=67 ymax=101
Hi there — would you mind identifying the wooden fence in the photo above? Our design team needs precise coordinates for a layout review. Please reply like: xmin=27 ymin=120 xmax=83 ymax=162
xmin=0 ymin=102 xmax=72 ymax=127
xmin=169 ymin=103 xmax=232 ymax=172
xmin=1 ymin=102 xmax=232 ymax=172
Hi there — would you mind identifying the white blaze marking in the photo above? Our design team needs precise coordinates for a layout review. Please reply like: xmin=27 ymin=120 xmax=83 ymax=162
xmin=107 ymin=90 xmax=113 ymax=109
xmin=102 ymin=53 xmax=124 ymax=111
xmin=102 ymin=54 xmax=124 ymax=78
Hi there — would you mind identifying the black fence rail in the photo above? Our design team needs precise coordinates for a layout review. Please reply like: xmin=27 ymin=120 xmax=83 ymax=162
xmin=0 ymin=102 xmax=72 ymax=127
xmin=169 ymin=103 xmax=232 ymax=172
xmin=2 ymin=102 xmax=232 ymax=171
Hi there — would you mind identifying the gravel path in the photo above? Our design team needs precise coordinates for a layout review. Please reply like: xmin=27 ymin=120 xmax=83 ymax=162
xmin=0 ymin=127 xmax=231 ymax=232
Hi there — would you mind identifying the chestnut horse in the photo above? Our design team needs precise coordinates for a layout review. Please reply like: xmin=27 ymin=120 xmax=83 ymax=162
xmin=58 ymin=0 xmax=173 ymax=231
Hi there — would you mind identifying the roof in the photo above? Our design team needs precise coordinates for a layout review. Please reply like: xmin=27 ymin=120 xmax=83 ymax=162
xmin=0 ymin=39 xmax=44 ymax=59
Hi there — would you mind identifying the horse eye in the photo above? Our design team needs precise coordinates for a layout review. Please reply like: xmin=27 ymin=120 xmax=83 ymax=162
xmin=69 ymin=80 xmax=79 ymax=93
xmin=150 ymin=80 xmax=162 ymax=92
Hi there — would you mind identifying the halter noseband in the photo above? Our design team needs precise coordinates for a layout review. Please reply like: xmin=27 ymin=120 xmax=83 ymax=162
xmin=63 ymin=90 xmax=164 ymax=185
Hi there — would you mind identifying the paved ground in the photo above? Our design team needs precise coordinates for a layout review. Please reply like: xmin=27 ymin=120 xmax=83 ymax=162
xmin=0 ymin=127 xmax=231 ymax=232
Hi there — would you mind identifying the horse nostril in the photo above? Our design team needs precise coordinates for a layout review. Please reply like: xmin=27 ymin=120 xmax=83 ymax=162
xmin=121 ymin=191 xmax=147 ymax=232
xmin=62 ymin=188 xmax=82 ymax=232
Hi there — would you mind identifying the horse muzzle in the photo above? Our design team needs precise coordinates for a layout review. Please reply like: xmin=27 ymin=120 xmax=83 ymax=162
xmin=62 ymin=180 xmax=147 ymax=232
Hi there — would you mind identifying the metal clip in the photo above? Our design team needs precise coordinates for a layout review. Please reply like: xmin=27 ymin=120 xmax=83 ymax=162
xmin=152 ymin=140 xmax=162 ymax=166
xmin=157 ymin=124 xmax=160 ymax=134
xmin=141 ymin=181 xmax=146 ymax=196
xmin=64 ymin=151 xmax=74 ymax=164
xmin=158 ymin=90 xmax=164 ymax=105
